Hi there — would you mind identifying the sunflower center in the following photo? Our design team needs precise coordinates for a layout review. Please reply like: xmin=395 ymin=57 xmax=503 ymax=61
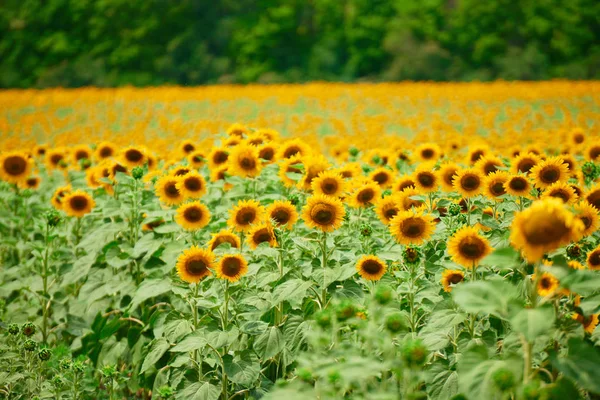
xmin=26 ymin=177 xmax=38 ymax=187
xmin=509 ymin=178 xmax=527 ymax=191
xmin=184 ymin=207 xmax=203 ymax=222
xmin=3 ymin=156 xmax=27 ymax=176
xmin=471 ymin=150 xmax=485 ymax=163
xmin=399 ymin=181 xmax=416 ymax=192
xmin=443 ymin=171 xmax=457 ymax=186
xmin=259 ymin=148 xmax=274 ymax=160
xmin=165 ymin=182 xmax=180 ymax=198
xmin=549 ymin=190 xmax=569 ymax=203
xmin=401 ymin=218 xmax=425 ymax=238
xmin=421 ymin=149 xmax=435 ymax=159
xmin=214 ymin=151 xmax=228 ymax=164
xmin=460 ymin=174 xmax=480 ymax=191
xmin=491 ymin=182 xmax=506 ymax=196
xmin=540 ymin=277 xmax=552 ymax=289
xmin=236 ymin=208 xmax=256 ymax=225
xmin=183 ymin=143 xmax=195 ymax=153
xmin=174 ymin=168 xmax=190 ymax=177
xmin=75 ymin=150 xmax=89 ymax=161
xmin=586 ymin=190 xmax=600 ymax=210
xmin=373 ymin=172 xmax=389 ymax=185
xmin=579 ymin=216 xmax=591 ymax=229
xmin=448 ymin=273 xmax=464 ymax=284
xmin=517 ymin=159 xmax=535 ymax=173
xmin=484 ymin=163 xmax=499 ymax=175
xmin=125 ymin=149 xmax=144 ymax=162
xmin=589 ymin=251 xmax=600 ymax=267
xmin=384 ymin=207 xmax=398 ymax=219
xmin=540 ymin=166 xmax=559 ymax=184
xmin=458 ymin=240 xmax=485 ymax=259
xmin=521 ymin=212 xmax=570 ymax=245
xmin=192 ymin=154 xmax=204 ymax=163
xmin=322 ymin=179 xmax=338 ymax=194
xmin=212 ymin=236 xmax=237 ymax=250
xmin=283 ymin=146 xmax=301 ymax=158
xmin=417 ymin=173 xmax=435 ymax=187
xmin=184 ymin=177 xmax=202 ymax=192
xmin=362 ymin=259 xmax=383 ymax=275
xmin=99 ymin=146 xmax=113 ymax=158
xmin=341 ymin=170 xmax=353 ymax=178
xmin=574 ymin=133 xmax=584 ymax=144
xmin=222 ymin=258 xmax=242 ymax=276
xmin=70 ymin=196 xmax=89 ymax=211
xmin=311 ymin=204 xmax=335 ymax=225
xmin=186 ymin=259 xmax=208 ymax=275
xmin=357 ymin=189 xmax=375 ymax=204
xmin=590 ymin=146 xmax=600 ymax=160
xmin=272 ymin=209 xmax=290 ymax=225
xmin=240 ymin=156 xmax=256 ymax=170
xmin=112 ymin=164 xmax=127 ymax=175
xmin=253 ymin=229 xmax=272 ymax=244
xmin=50 ymin=154 xmax=63 ymax=165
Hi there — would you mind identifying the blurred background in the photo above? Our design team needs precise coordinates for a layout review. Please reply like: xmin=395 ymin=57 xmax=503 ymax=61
xmin=1 ymin=0 xmax=599 ymax=88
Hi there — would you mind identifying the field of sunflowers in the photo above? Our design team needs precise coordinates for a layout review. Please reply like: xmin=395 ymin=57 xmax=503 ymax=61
xmin=1 ymin=81 xmax=600 ymax=399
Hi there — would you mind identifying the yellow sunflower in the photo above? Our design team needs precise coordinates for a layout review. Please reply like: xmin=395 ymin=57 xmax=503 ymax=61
xmin=356 ymin=255 xmax=387 ymax=281
xmin=188 ymin=150 xmax=206 ymax=169
xmin=226 ymin=123 xmax=249 ymax=138
xmin=369 ymin=167 xmax=394 ymax=189
xmin=568 ymin=260 xmax=585 ymax=270
xmin=228 ymin=143 xmax=263 ymax=178
xmin=467 ymin=145 xmax=489 ymax=164
xmin=256 ymin=128 xmax=280 ymax=142
xmin=452 ymin=168 xmax=484 ymax=198
xmin=266 ymin=200 xmax=298 ymax=229
xmin=483 ymin=171 xmax=509 ymax=200
xmin=121 ymin=146 xmax=147 ymax=168
xmin=397 ymin=187 xmax=426 ymax=211
xmin=375 ymin=194 xmax=401 ymax=225
xmin=71 ymin=145 xmax=92 ymax=165
xmin=441 ymin=270 xmax=465 ymax=292
xmin=62 ymin=190 xmax=95 ymax=218
xmin=246 ymin=132 xmax=266 ymax=146
xmin=0 ymin=151 xmax=32 ymax=184
xmin=573 ymin=201 xmax=600 ymax=237
xmin=175 ymin=201 xmax=211 ymax=231
xmin=447 ymin=226 xmax=493 ymax=268
xmin=587 ymin=246 xmax=600 ymax=270
xmin=584 ymin=184 xmax=600 ymax=211
xmin=297 ymin=155 xmax=330 ymax=191
xmin=278 ymin=155 xmax=304 ymax=188
xmin=176 ymin=246 xmax=215 ymax=283
xmin=511 ymin=153 xmax=541 ymax=175
xmin=570 ymin=128 xmax=586 ymax=147
xmin=247 ymin=223 xmax=278 ymax=250
xmin=311 ymin=170 xmax=346 ymax=198
xmin=541 ymin=182 xmax=578 ymax=204
xmin=227 ymin=199 xmax=264 ymax=232
xmin=51 ymin=185 xmax=71 ymax=210
xmin=389 ymin=209 xmax=436 ymax=245
xmin=337 ymin=162 xmax=362 ymax=180
xmin=176 ymin=171 xmax=207 ymax=199
xmin=572 ymin=313 xmax=599 ymax=334
xmin=475 ymin=155 xmax=504 ymax=176
xmin=438 ymin=163 xmax=460 ymax=192
xmin=169 ymin=166 xmax=191 ymax=177
xmin=21 ymin=176 xmax=41 ymax=190
xmin=180 ymin=140 xmax=196 ymax=155
xmin=215 ymin=254 xmax=248 ymax=282
xmin=208 ymin=229 xmax=241 ymax=251
xmin=258 ymin=143 xmax=277 ymax=164
xmin=34 ymin=144 xmax=47 ymax=158
xmin=276 ymin=138 xmax=311 ymax=160
xmin=46 ymin=148 xmax=68 ymax=171
xmin=510 ymin=198 xmax=584 ymax=263
xmin=412 ymin=163 xmax=439 ymax=193
xmin=348 ymin=181 xmax=381 ymax=208
xmin=95 ymin=141 xmax=116 ymax=160
xmin=585 ymin=140 xmax=600 ymax=161
xmin=415 ymin=143 xmax=442 ymax=162
xmin=504 ymin=174 xmax=532 ymax=197
xmin=302 ymin=194 xmax=345 ymax=232
xmin=155 ymin=175 xmax=185 ymax=206
xmin=535 ymin=272 xmax=559 ymax=297
xmin=557 ymin=154 xmax=577 ymax=176
xmin=529 ymin=156 xmax=569 ymax=189
xmin=208 ymin=147 xmax=229 ymax=170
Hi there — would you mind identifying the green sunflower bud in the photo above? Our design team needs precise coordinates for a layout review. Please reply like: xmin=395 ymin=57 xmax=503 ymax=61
xmin=59 ymin=358 xmax=72 ymax=370
xmin=22 ymin=322 xmax=36 ymax=337
xmin=24 ymin=339 xmax=37 ymax=351
xmin=360 ymin=223 xmax=373 ymax=237
xmin=385 ymin=313 xmax=406 ymax=333
xmin=132 ymin=166 xmax=144 ymax=180
xmin=491 ymin=367 xmax=515 ymax=391
xmin=296 ymin=367 xmax=313 ymax=383
xmin=336 ymin=300 xmax=356 ymax=322
xmin=157 ymin=386 xmax=174 ymax=398
xmin=314 ymin=309 xmax=332 ymax=329
xmin=374 ymin=285 xmax=393 ymax=305
xmin=38 ymin=348 xmax=52 ymax=361
xmin=448 ymin=203 xmax=462 ymax=216
xmin=8 ymin=323 xmax=20 ymax=335
xmin=402 ymin=338 xmax=429 ymax=367
xmin=349 ymin=147 xmax=359 ymax=157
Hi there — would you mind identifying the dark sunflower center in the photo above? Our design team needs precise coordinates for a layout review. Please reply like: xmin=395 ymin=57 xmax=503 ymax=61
xmin=579 ymin=216 xmax=591 ymax=229
xmin=3 ymin=156 xmax=27 ymax=176
xmin=521 ymin=213 xmax=570 ymax=245
xmin=186 ymin=259 xmax=208 ymax=275
xmin=517 ymin=159 xmax=535 ymax=173
xmin=165 ymin=182 xmax=180 ymax=198
xmin=549 ymin=190 xmax=569 ymax=202
xmin=125 ymin=149 xmax=144 ymax=162
xmin=283 ymin=146 xmax=301 ymax=158
xmin=211 ymin=236 xmax=237 ymax=250
xmin=418 ymin=173 xmax=435 ymax=187
xmin=491 ymin=182 xmax=506 ymax=196
xmin=459 ymin=240 xmax=484 ymax=259
xmin=50 ymin=154 xmax=63 ymax=165
xmin=236 ymin=208 xmax=256 ymax=225
xmin=448 ymin=273 xmax=464 ymax=285
xmin=341 ymin=170 xmax=353 ymax=178
xmin=484 ymin=163 xmax=499 ymax=175
xmin=37 ymin=148 xmax=46 ymax=155
xmin=586 ymin=190 xmax=600 ymax=210
xmin=272 ymin=209 xmax=290 ymax=225
xmin=362 ymin=260 xmax=383 ymax=275
xmin=184 ymin=177 xmax=202 ymax=192
xmin=357 ymin=189 xmax=375 ymax=204
xmin=113 ymin=164 xmax=127 ymax=175
xmin=214 ymin=151 xmax=229 ymax=164
xmin=259 ymin=148 xmax=274 ymax=160
xmin=589 ymin=146 xmax=600 ymax=160
xmin=322 ymin=179 xmax=338 ymax=194
xmin=540 ymin=166 xmax=559 ymax=183
xmin=444 ymin=171 xmax=457 ymax=186
xmin=589 ymin=251 xmax=600 ymax=267
xmin=421 ymin=149 xmax=435 ymax=159
xmin=192 ymin=155 xmax=204 ymax=163
xmin=240 ymin=156 xmax=256 ymax=170
xmin=405 ymin=249 xmax=418 ymax=262
xmin=574 ymin=134 xmax=584 ymax=144
xmin=471 ymin=150 xmax=484 ymax=163
xmin=75 ymin=150 xmax=89 ymax=160
xmin=183 ymin=143 xmax=195 ymax=153
xmin=401 ymin=218 xmax=425 ymax=237
xmin=222 ymin=258 xmax=242 ymax=276
xmin=460 ymin=174 xmax=480 ymax=191
xmin=399 ymin=181 xmax=415 ymax=191
xmin=374 ymin=172 xmax=389 ymax=185
xmin=174 ymin=168 xmax=190 ymax=177
xmin=26 ymin=177 xmax=38 ymax=187
xmin=509 ymin=178 xmax=527 ymax=191
xmin=311 ymin=204 xmax=335 ymax=224
xmin=183 ymin=207 xmax=203 ymax=222
xmin=540 ymin=277 xmax=552 ymax=289
xmin=70 ymin=196 xmax=89 ymax=211
xmin=99 ymin=147 xmax=113 ymax=158
xmin=253 ymin=229 xmax=272 ymax=244
xmin=384 ymin=207 xmax=398 ymax=219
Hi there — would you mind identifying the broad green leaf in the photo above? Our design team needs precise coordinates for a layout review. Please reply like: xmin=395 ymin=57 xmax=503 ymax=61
xmin=561 ymin=270 xmax=600 ymax=295
xmin=170 ymin=331 xmax=207 ymax=353
xmin=481 ymin=247 xmax=520 ymax=269
xmin=129 ymin=279 xmax=171 ymax=310
xmin=510 ymin=306 xmax=554 ymax=341
xmin=428 ymin=369 xmax=459 ymax=400
xmin=176 ymin=382 xmax=220 ymax=400
xmin=223 ymin=351 xmax=260 ymax=385
xmin=271 ymin=279 xmax=312 ymax=309
xmin=452 ymin=280 xmax=519 ymax=318
xmin=254 ymin=326 xmax=284 ymax=359
xmin=153 ymin=222 xmax=181 ymax=234
xmin=140 ymin=338 xmax=170 ymax=374
xmin=62 ymin=252 xmax=97 ymax=285
xmin=550 ymin=338 xmax=600 ymax=394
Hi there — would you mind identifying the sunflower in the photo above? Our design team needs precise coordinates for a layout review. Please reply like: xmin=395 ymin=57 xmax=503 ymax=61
xmin=188 ymin=150 xmax=206 ymax=169
xmin=356 ymin=255 xmax=387 ymax=281
xmin=266 ymin=200 xmax=298 ymax=229
xmin=0 ymin=151 xmax=32 ymax=184
xmin=208 ymin=229 xmax=241 ymax=251
xmin=95 ymin=141 xmax=116 ymax=160
xmin=302 ymin=194 xmax=345 ymax=232
xmin=169 ymin=166 xmax=191 ymax=177
xmin=228 ymin=143 xmax=263 ymax=178
xmin=511 ymin=153 xmax=540 ymax=175
xmin=570 ymin=128 xmax=586 ymax=147
xmin=215 ymin=254 xmax=248 ymax=282
xmin=584 ymin=185 xmax=600 ymax=211
xmin=447 ymin=226 xmax=492 ymax=268
xmin=72 ymin=145 xmax=92 ymax=165
xmin=504 ymin=174 xmax=532 ymax=197
xmin=278 ymin=155 xmax=304 ymax=188
xmin=247 ymin=223 xmax=278 ymax=249
xmin=228 ymin=199 xmax=264 ymax=232
xmin=276 ymin=138 xmax=311 ymax=160
xmin=297 ymin=155 xmax=330 ymax=191
xmin=311 ymin=171 xmax=346 ymax=197
xmin=568 ymin=260 xmax=585 ymax=270
xmin=108 ymin=161 xmax=128 ymax=181
xmin=467 ymin=145 xmax=489 ymax=164
xmin=176 ymin=171 xmax=207 ymax=199
xmin=51 ymin=185 xmax=71 ymax=210
xmin=34 ymin=144 xmax=47 ymax=157
xmin=208 ymin=147 xmax=229 ymax=170
xmin=121 ymin=146 xmax=147 ymax=168
xmin=483 ymin=171 xmax=509 ymax=200
xmin=246 ymin=132 xmax=266 ymax=146
xmin=369 ymin=167 xmax=394 ymax=189
xmin=586 ymin=140 xmax=600 ymax=161
xmin=541 ymin=182 xmax=578 ymax=204
xmin=572 ymin=313 xmax=599 ymax=334
xmin=397 ymin=187 xmax=426 ymax=211
xmin=389 ymin=209 xmax=436 ymax=245
xmin=569 ymin=184 xmax=583 ymax=198
xmin=573 ymin=201 xmax=599 ymax=237
xmin=557 ymin=154 xmax=577 ymax=176
xmin=536 ymin=272 xmax=559 ymax=297
xmin=348 ymin=181 xmax=381 ymax=208
xmin=176 ymin=246 xmax=215 ymax=283
xmin=438 ymin=163 xmax=460 ymax=192
xmin=441 ymin=270 xmax=465 ymax=292
xmin=453 ymin=168 xmax=484 ymax=198
xmin=22 ymin=176 xmax=41 ymax=190
xmin=392 ymin=175 xmax=416 ymax=194
xmin=337 ymin=162 xmax=362 ymax=180
xmin=180 ymin=140 xmax=196 ymax=155
xmin=375 ymin=194 xmax=401 ymax=225
xmin=175 ymin=201 xmax=210 ymax=230
xmin=510 ymin=198 xmax=584 ymax=263
xmin=529 ymin=157 xmax=569 ymax=189
xmin=226 ymin=123 xmax=249 ymax=138
xmin=142 ymin=217 xmax=165 ymax=232
xmin=475 ymin=155 xmax=504 ymax=176
xmin=62 ymin=190 xmax=95 ymax=218
xmin=46 ymin=148 xmax=67 ymax=170
xmin=258 ymin=143 xmax=277 ymax=164
xmin=587 ymin=246 xmax=600 ymax=270
xmin=155 ymin=175 xmax=185 ymax=206
xmin=413 ymin=163 xmax=439 ymax=193
xmin=415 ymin=143 xmax=441 ymax=162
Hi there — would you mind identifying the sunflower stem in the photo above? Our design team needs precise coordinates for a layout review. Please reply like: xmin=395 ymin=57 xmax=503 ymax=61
xmin=321 ymin=231 xmax=328 ymax=309
xmin=41 ymin=222 xmax=51 ymax=344
xmin=192 ymin=283 xmax=202 ymax=378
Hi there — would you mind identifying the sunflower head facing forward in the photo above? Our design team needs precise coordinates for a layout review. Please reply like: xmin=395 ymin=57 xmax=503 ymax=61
xmin=228 ymin=199 xmax=264 ymax=232
xmin=62 ymin=190 xmax=95 ymax=218
xmin=389 ymin=209 xmax=436 ymax=245
xmin=356 ymin=255 xmax=387 ymax=281
xmin=302 ymin=194 xmax=345 ymax=232
xmin=175 ymin=201 xmax=211 ymax=231
xmin=0 ymin=152 xmax=32 ymax=184
xmin=447 ymin=226 xmax=493 ymax=268
xmin=176 ymin=246 xmax=215 ymax=284
xmin=216 ymin=254 xmax=248 ymax=282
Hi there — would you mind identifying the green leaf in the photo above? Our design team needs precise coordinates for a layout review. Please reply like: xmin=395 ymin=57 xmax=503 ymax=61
xmin=254 ymin=326 xmax=284 ymax=359
xmin=560 ymin=270 xmax=600 ymax=295
xmin=481 ymin=247 xmax=520 ymax=269
xmin=176 ymin=382 xmax=220 ymax=400
xmin=153 ymin=222 xmax=181 ymax=234
xmin=129 ymin=279 xmax=171 ymax=310
xmin=170 ymin=331 xmax=207 ymax=353
xmin=452 ymin=280 xmax=519 ymax=318
xmin=62 ymin=252 xmax=96 ymax=285
xmin=550 ymin=338 xmax=600 ymax=394
xmin=223 ymin=351 xmax=260 ymax=385
xmin=140 ymin=338 xmax=170 ymax=374
xmin=428 ymin=369 xmax=459 ymax=400
xmin=510 ymin=306 xmax=554 ymax=341
xmin=132 ymin=233 xmax=163 ymax=258
xmin=271 ymin=279 xmax=312 ymax=309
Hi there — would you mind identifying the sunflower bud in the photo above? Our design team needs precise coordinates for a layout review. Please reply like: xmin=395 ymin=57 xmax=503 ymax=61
xmin=38 ymin=348 xmax=52 ymax=361
xmin=401 ymin=338 xmax=429 ymax=367
xmin=349 ymin=147 xmax=359 ymax=157
xmin=360 ymin=223 xmax=373 ymax=237
xmin=448 ymin=203 xmax=462 ymax=216
xmin=336 ymin=301 xmax=356 ymax=322
xmin=60 ymin=358 xmax=72 ymax=370
xmin=491 ymin=367 xmax=515 ymax=391
xmin=566 ymin=244 xmax=581 ymax=259
xmin=73 ymin=360 xmax=85 ymax=373
xmin=314 ymin=309 xmax=332 ymax=328
xmin=582 ymin=161 xmax=600 ymax=184
xmin=22 ymin=322 xmax=36 ymax=337
xmin=371 ymin=155 xmax=382 ymax=165
xmin=374 ymin=285 xmax=393 ymax=305
xmin=52 ymin=375 xmax=65 ymax=388
xmin=8 ymin=323 xmax=20 ymax=335
xmin=385 ymin=313 xmax=406 ymax=333
xmin=289 ymin=193 xmax=301 ymax=206
xmin=102 ymin=364 xmax=119 ymax=378
xmin=24 ymin=339 xmax=37 ymax=351
xmin=296 ymin=367 xmax=314 ymax=383
xmin=403 ymin=246 xmax=421 ymax=266
xmin=157 ymin=386 xmax=174 ymax=398
xmin=132 ymin=166 xmax=144 ymax=180
xmin=46 ymin=210 xmax=62 ymax=227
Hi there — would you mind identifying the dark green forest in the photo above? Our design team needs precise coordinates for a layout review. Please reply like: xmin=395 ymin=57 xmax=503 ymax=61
xmin=1 ymin=0 xmax=599 ymax=87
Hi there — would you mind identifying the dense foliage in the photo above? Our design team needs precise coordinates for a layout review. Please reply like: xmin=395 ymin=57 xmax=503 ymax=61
xmin=1 ymin=0 xmax=599 ymax=87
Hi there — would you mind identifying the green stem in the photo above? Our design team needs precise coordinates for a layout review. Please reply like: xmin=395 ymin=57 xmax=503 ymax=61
xmin=41 ymin=223 xmax=51 ymax=344
xmin=320 ymin=231 xmax=328 ymax=309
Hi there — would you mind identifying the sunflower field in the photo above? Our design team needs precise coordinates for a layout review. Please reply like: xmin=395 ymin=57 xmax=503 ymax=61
xmin=1 ymin=81 xmax=600 ymax=399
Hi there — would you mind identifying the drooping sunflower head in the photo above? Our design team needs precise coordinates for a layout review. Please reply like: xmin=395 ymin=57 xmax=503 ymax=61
xmin=587 ymin=246 xmax=600 ymax=270
xmin=397 ymin=187 xmax=426 ymax=211
xmin=504 ymin=174 xmax=532 ymax=197
xmin=188 ymin=150 xmax=206 ymax=169
xmin=584 ymin=184 xmax=600 ymax=211
xmin=375 ymin=194 xmax=402 ymax=225
xmin=95 ymin=141 xmax=116 ymax=160
xmin=216 ymin=254 xmax=248 ymax=282
xmin=247 ymin=223 xmax=278 ymax=250
xmin=441 ymin=269 xmax=465 ymax=292
xmin=511 ymin=152 xmax=540 ymax=175
xmin=266 ymin=200 xmax=298 ymax=230
xmin=536 ymin=272 xmax=559 ymax=297
xmin=483 ymin=171 xmax=509 ymax=200
xmin=572 ymin=312 xmax=599 ymax=334
xmin=529 ymin=157 xmax=569 ymax=189
xmin=438 ymin=163 xmax=460 ymax=192
xmin=176 ymin=171 xmax=207 ymax=199
xmin=510 ymin=198 xmax=584 ymax=263
xmin=348 ymin=181 xmax=381 ymax=208
xmin=447 ymin=226 xmax=493 ymax=268
xmin=228 ymin=199 xmax=264 ymax=232
xmin=453 ymin=168 xmax=484 ymax=198
xmin=573 ymin=201 xmax=600 ymax=237
xmin=541 ymin=182 xmax=578 ymax=204
xmin=176 ymin=246 xmax=215 ymax=284
xmin=121 ymin=146 xmax=147 ymax=168
xmin=0 ymin=151 xmax=32 ymax=184
xmin=415 ymin=143 xmax=441 ymax=162
xmin=369 ymin=167 xmax=394 ymax=189
xmin=208 ymin=230 xmax=241 ymax=251
xmin=175 ymin=201 xmax=211 ymax=231
xmin=155 ymin=175 xmax=185 ymax=206
xmin=311 ymin=170 xmax=346 ymax=197
xmin=297 ymin=155 xmax=330 ymax=191
xmin=356 ymin=255 xmax=387 ymax=281
xmin=62 ymin=190 xmax=95 ymax=218
xmin=389 ymin=209 xmax=436 ymax=245
xmin=413 ymin=163 xmax=439 ymax=193
xmin=302 ymin=194 xmax=345 ymax=232
xmin=278 ymin=155 xmax=304 ymax=188
xmin=228 ymin=143 xmax=263 ymax=178
xmin=277 ymin=138 xmax=311 ymax=160
xmin=208 ymin=147 xmax=229 ymax=170
xmin=51 ymin=185 xmax=72 ymax=210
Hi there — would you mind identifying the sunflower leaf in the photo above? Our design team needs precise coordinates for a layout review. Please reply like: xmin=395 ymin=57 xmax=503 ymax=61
xmin=452 ymin=280 xmax=519 ymax=318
